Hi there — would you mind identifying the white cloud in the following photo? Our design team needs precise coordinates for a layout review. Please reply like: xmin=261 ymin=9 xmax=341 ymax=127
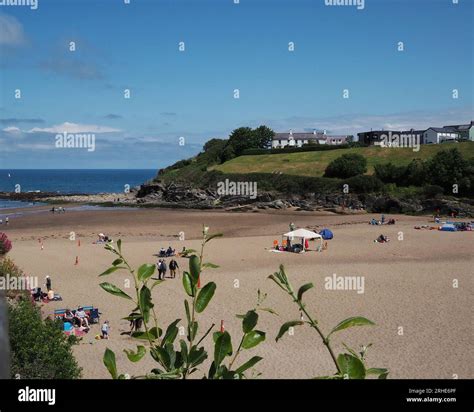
xmin=0 ymin=14 xmax=27 ymax=46
xmin=2 ymin=126 xmax=21 ymax=133
xmin=28 ymin=122 xmax=121 ymax=134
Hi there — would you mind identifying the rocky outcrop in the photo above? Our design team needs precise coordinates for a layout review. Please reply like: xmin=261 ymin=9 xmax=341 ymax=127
xmin=134 ymin=183 xmax=474 ymax=216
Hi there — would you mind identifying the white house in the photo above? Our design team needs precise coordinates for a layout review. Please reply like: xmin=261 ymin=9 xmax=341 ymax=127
xmin=272 ymin=130 xmax=350 ymax=148
xmin=422 ymin=127 xmax=460 ymax=144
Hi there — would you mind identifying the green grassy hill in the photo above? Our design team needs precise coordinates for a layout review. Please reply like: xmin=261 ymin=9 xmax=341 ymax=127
xmin=210 ymin=142 xmax=474 ymax=177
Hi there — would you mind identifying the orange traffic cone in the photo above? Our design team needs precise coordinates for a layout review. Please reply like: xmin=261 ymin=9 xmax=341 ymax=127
xmin=220 ymin=320 xmax=225 ymax=333
xmin=74 ymin=256 xmax=79 ymax=265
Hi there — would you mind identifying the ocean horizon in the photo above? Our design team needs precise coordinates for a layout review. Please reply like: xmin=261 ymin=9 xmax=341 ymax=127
xmin=0 ymin=169 xmax=156 ymax=195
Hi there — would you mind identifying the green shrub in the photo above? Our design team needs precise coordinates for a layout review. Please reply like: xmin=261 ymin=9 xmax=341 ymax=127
xmin=343 ymin=175 xmax=384 ymax=193
xmin=423 ymin=185 xmax=444 ymax=198
xmin=324 ymin=153 xmax=368 ymax=179
xmin=9 ymin=300 xmax=82 ymax=379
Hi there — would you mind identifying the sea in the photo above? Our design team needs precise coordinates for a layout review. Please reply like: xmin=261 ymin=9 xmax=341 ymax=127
xmin=0 ymin=169 xmax=156 ymax=209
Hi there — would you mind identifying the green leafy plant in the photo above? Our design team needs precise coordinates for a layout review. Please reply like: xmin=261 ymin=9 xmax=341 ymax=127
xmin=99 ymin=226 xmax=270 ymax=379
xmin=269 ymin=265 xmax=388 ymax=379
xmin=9 ymin=300 xmax=82 ymax=379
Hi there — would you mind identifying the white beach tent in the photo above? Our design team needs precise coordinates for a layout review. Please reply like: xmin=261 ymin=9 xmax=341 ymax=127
xmin=283 ymin=228 xmax=323 ymax=252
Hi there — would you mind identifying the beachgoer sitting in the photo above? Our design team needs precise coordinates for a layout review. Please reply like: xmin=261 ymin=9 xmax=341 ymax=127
xmin=166 ymin=246 xmax=175 ymax=257
xmin=376 ymin=234 xmax=390 ymax=243
xmin=75 ymin=307 xmax=90 ymax=328
xmin=159 ymin=247 xmax=166 ymax=257
xmin=65 ymin=309 xmax=74 ymax=323
xmin=32 ymin=287 xmax=43 ymax=301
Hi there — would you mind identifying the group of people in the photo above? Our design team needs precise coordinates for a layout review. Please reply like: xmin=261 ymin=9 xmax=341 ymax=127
xmin=50 ymin=207 xmax=66 ymax=213
xmin=370 ymin=215 xmax=395 ymax=226
xmin=97 ymin=233 xmax=113 ymax=243
xmin=0 ymin=217 xmax=9 ymax=225
xmin=62 ymin=307 xmax=110 ymax=339
xmin=156 ymin=258 xmax=179 ymax=280
xmin=158 ymin=246 xmax=176 ymax=257
xmin=64 ymin=307 xmax=91 ymax=328
xmin=32 ymin=276 xmax=59 ymax=302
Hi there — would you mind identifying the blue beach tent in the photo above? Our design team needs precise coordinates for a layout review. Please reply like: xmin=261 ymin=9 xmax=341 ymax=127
xmin=319 ymin=228 xmax=334 ymax=240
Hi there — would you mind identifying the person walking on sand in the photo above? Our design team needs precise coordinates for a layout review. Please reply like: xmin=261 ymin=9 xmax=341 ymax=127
xmin=101 ymin=320 xmax=110 ymax=339
xmin=157 ymin=259 xmax=163 ymax=280
xmin=45 ymin=276 xmax=52 ymax=292
xmin=161 ymin=259 xmax=168 ymax=279
xmin=169 ymin=259 xmax=179 ymax=279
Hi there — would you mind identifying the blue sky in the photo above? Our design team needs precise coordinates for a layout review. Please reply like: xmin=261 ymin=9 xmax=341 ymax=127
xmin=0 ymin=0 xmax=472 ymax=169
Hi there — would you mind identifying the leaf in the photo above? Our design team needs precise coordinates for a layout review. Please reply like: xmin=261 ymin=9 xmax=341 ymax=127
xmin=329 ymin=317 xmax=375 ymax=338
xmin=205 ymin=233 xmax=223 ymax=243
xmin=259 ymin=307 xmax=278 ymax=316
xmin=275 ymin=321 xmax=303 ymax=342
xmin=131 ymin=327 xmax=162 ymax=341
xmin=112 ymin=258 xmax=123 ymax=266
xmin=234 ymin=356 xmax=263 ymax=375
xmin=189 ymin=255 xmax=201 ymax=284
xmin=103 ymin=348 xmax=118 ymax=379
xmin=202 ymin=262 xmax=219 ymax=269
xmin=124 ymin=345 xmax=146 ymax=362
xmin=189 ymin=346 xmax=208 ymax=368
xmin=150 ymin=279 xmax=163 ymax=290
xmin=195 ymin=282 xmax=216 ymax=313
xmin=99 ymin=282 xmax=133 ymax=300
xmin=267 ymin=274 xmax=287 ymax=292
xmin=161 ymin=319 xmax=181 ymax=347
xmin=313 ymin=375 xmax=343 ymax=380
xmin=188 ymin=321 xmax=198 ymax=342
xmin=242 ymin=310 xmax=258 ymax=333
xmin=99 ymin=266 xmax=125 ymax=277
xmin=139 ymin=285 xmax=154 ymax=323
xmin=116 ymin=239 xmax=122 ymax=252
xmin=297 ymin=283 xmax=314 ymax=301
xmin=137 ymin=263 xmax=156 ymax=282
xmin=179 ymin=340 xmax=188 ymax=364
xmin=214 ymin=331 xmax=232 ymax=367
xmin=151 ymin=346 xmax=171 ymax=370
xmin=184 ymin=300 xmax=191 ymax=325
xmin=367 ymin=368 xmax=389 ymax=379
xmin=337 ymin=354 xmax=366 ymax=379
xmin=242 ymin=330 xmax=265 ymax=349
xmin=182 ymin=272 xmax=194 ymax=297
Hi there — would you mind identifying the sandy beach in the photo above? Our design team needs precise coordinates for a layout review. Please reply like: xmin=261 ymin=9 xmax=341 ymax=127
xmin=3 ymin=206 xmax=473 ymax=379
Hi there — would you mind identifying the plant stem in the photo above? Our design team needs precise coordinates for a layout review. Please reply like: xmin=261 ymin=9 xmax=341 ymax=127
xmin=228 ymin=335 xmax=244 ymax=370
xmin=289 ymin=290 xmax=342 ymax=375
